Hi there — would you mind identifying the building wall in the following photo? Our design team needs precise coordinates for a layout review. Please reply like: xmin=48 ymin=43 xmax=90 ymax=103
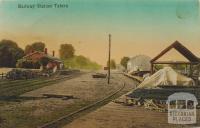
xmin=23 ymin=52 xmax=63 ymax=70
xmin=25 ymin=53 xmax=44 ymax=62
xmin=127 ymin=55 xmax=151 ymax=72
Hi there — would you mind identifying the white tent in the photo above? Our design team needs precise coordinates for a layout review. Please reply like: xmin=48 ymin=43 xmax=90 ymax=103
xmin=137 ymin=67 xmax=195 ymax=89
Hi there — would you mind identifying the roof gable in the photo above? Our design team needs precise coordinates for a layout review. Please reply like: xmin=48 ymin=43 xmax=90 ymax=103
xmin=23 ymin=51 xmax=44 ymax=58
xmin=151 ymin=41 xmax=200 ymax=63
xmin=23 ymin=51 xmax=63 ymax=63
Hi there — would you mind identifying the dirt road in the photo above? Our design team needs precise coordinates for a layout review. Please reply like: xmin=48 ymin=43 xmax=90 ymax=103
xmin=0 ymin=71 xmax=138 ymax=128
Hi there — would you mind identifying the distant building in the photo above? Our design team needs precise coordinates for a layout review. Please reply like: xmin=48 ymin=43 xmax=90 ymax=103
xmin=116 ymin=64 xmax=125 ymax=71
xmin=127 ymin=55 xmax=151 ymax=72
xmin=21 ymin=48 xmax=64 ymax=70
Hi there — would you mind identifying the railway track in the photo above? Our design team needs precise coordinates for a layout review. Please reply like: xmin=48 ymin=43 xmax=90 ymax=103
xmin=0 ymin=72 xmax=82 ymax=97
xmin=39 ymin=82 xmax=126 ymax=128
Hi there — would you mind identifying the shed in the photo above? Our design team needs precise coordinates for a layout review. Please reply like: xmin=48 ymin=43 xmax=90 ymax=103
xmin=21 ymin=48 xmax=64 ymax=70
xmin=150 ymin=41 xmax=200 ymax=76
xmin=127 ymin=55 xmax=151 ymax=72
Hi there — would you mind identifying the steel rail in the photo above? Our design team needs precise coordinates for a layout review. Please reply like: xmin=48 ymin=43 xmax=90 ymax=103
xmin=39 ymin=82 xmax=126 ymax=128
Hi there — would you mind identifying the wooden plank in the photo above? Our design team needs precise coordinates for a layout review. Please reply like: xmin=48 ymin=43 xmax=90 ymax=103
xmin=152 ymin=61 xmax=199 ymax=65
xmin=151 ymin=42 xmax=175 ymax=63
xmin=151 ymin=41 xmax=200 ymax=63
xmin=43 ymin=94 xmax=74 ymax=99
xmin=124 ymin=73 xmax=143 ymax=83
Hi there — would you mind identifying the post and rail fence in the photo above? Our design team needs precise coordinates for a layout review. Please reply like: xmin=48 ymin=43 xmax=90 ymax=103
xmin=0 ymin=73 xmax=7 ymax=79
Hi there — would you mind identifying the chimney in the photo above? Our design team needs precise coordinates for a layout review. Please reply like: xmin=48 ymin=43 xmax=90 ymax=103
xmin=44 ymin=48 xmax=47 ymax=54
xmin=52 ymin=50 xmax=55 ymax=57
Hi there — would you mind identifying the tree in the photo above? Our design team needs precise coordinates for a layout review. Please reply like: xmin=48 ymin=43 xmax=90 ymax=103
xmin=107 ymin=59 xmax=116 ymax=69
xmin=24 ymin=45 xmax=33 ymax=54
xmin=120 ymin=57 xmax=130 ymax=69
xmin=0 ymin=40 xmax=24 ymax=67
xmin=32 ymin=42 xmax=45 ymax=52
xmin=25 ymin=42 xmax=45 ymax=54
xmin=64 ymin=55 xmax=101 ymax=70
xmin=59 ymin=44 xmax=75 ymax=60
xmin=75 ymin=55 xmax=88 ymax=66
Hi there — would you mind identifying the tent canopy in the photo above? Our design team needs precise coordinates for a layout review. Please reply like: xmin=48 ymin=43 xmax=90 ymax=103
xmin=137 ymin=67 xmax=195 ymax=89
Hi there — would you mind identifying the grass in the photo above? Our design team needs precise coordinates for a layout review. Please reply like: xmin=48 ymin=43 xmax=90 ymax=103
xmin=64 ymin=56 xmax=101 ymax=70
xmin=0 ymin=86 xmax=128 ymax=128
xmin=0 ymin=73 xmax=82 ymax=128
xmin=0 ymin=100 xmax=93 ymax=128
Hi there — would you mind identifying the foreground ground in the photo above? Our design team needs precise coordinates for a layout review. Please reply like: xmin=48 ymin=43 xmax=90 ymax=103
xmin=64 ymin=93 xmax=200 ymax=128
xmin=0 ymin=71 xmax=138 ymax=128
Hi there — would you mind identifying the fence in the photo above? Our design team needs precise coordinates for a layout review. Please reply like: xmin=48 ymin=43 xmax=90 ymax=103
xmin=0 ymin=73 xmax=7 ymax=79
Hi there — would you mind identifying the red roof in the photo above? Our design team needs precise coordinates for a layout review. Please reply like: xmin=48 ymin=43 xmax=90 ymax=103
xmin=23 ymin=51 xmax=63 ymax=63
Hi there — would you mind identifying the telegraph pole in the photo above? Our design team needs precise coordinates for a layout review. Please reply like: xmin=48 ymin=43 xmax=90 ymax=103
xmin=108 ymin=34 xmax=111 ymax=84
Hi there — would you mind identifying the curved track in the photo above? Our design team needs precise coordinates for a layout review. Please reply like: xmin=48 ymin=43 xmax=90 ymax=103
xmin=39 ymin=83 xmax=126 ymax=128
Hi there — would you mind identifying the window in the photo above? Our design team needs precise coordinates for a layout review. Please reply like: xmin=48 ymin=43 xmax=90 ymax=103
xmin=187 ymin=100 xmax=194 ymax=109
xmin=169 ymin=100 xmax=176 ymax=109
xmin=177 ymin=100 xmax=186 ymax=109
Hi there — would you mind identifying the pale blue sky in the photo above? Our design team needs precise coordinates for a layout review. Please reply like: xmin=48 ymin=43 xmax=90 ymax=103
xmin=0 ymin=0 xmax=199 ymax=65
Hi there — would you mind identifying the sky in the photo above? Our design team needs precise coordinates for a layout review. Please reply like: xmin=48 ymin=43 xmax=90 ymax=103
xmin=0 ymin=0 xmax=200 ymax=65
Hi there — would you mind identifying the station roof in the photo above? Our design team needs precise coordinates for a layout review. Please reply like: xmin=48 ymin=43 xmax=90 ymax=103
xmin=23 ymin=51 xmax=63 ymax=63
xmin=151 ymin=41 xmax=200 ymax=64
